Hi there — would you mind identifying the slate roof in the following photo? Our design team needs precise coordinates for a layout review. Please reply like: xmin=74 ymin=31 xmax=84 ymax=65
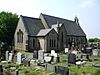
xmin=37 ymin=29 xmax=52 ymax=36
xmin=21 ymin=15 xmax=45 ymax=36
xmin=40 ymin=14 xmax=86 ymax=36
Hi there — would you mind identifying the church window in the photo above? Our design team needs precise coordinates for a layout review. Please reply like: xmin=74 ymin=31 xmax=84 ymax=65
xmin=17 ymin=29 xmax=23 ymax=43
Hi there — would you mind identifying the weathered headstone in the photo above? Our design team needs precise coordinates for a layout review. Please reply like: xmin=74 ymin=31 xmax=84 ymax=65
xmin=55 ymin=66 xmax=69 ymax=75
xmin=30 ymin=59 xmax=37 ymax=66
xmin=22 ymin=58 xmax=28 ymax=66
xmin=33 ymin=51 xmax=38 ymax=59
xmin=44 ymin=56 xmax=51 ymax=63
xmin=45 ymin=64 xmax=56 ymax=72
xmin=85 ymin=47 xmax=92 ymax=55
xmin=65 ymin=48 xmax=69 ymax=53
xmin=0 ymin=63 xmax=3 ymax=75
xmin=16 ymin=52 xmax=22 ymax=64
xmin=15 ymin=69 xmax=19 ymax=75
xmin=25 ymin=53 xmax=33 ymax=61
xmin=71 ymin=50 xmax=77 ymax=55
xmin=9 ymin=53 xmax=13 ymax=61
xmin=93 ymin=49 xmax=99 ymax=56
xmin=5 ymin=51 xmax=9 ymax=61
xmin=51 ymin=50 xmax=55 ymax=56
xmin=38 ymin=50 xmax=44 ymax=63
xmin=68 ymin=53 xmax=76 ymax=66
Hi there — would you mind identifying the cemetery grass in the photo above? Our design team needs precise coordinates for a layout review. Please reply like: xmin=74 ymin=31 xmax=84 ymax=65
xmin=53 ymin=52 xmax=100 ymax=75
xmin=2 ymin=52 xmax=100 ymax=75
xmin=2 ymin=62 xmax=55 ymax=75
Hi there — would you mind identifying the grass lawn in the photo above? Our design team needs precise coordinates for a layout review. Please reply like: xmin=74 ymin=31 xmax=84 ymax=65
xmin=53 ymin=52 xmax=100 ymax=75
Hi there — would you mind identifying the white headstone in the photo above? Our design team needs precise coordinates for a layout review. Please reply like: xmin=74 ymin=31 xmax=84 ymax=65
xmin=71 ymin=50 xmax=77 ymax=55
xmin=16 ymin=52 xmax=22 ymax=64
xmin=44 ymin=56 xmax=51 ymax=62
xmin=65 ymin=48 xmax=68 ymax=53
xmin=54 ymin=53 xmax=57 ymax=57
xmin=51 ymin=50 xmax=55 ymax=56
xmin=30 ymin=60 xmax=37 ymax=65
xmin=38 ymin=50 xmax=44 ymax=63
xmin=93 ymin=49 xmax=98 ymax=56
xmin=9 ymin=53 xmax=13 ymax=61
xmin=5 ymin=51 xmax=9 ymax=61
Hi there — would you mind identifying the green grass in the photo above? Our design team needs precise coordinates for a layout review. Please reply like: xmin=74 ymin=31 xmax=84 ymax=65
xmin=2 ymin=52 xmax=100 ymax=75
xmin=2 ymin=62 xmax=55 ymax=75
xmin=69 ymin=66 xmax=100 ymax=75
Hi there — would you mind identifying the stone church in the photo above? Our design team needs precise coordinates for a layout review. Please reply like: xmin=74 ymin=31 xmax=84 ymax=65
xmin=14 ymin=13 xmax=87 ymax=52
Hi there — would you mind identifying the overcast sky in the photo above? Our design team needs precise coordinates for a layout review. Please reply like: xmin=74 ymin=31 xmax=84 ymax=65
xmin=0 ymin=0 xmax=100 ymax=38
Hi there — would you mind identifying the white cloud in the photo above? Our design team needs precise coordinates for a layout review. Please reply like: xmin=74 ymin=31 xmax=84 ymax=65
xmin=0 ymin=0 xmax=41 ymax=17
xmin=80 ymin=0 xmax=95 ymax=8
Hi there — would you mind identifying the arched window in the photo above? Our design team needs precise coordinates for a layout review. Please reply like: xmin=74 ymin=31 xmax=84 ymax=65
xmin=17 ymin=29 xmax=23 ymax=43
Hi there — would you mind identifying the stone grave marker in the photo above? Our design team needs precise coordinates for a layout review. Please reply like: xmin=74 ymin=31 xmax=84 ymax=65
xmin=38 ymin=50 xmax=44 ymax=63
xmin=0 ymin=63 xmax=3 ymax=75
xmin=45 ymin=64 xmax=56 ymax=72
xmin=55 ymin=66 xmax=69 ymax=75
xmin=30 ymin=59 xmax=37 ymax=66
xmin=93 ymin=49 xmax=99 ymax=56
xmin=22 ymin=58 xmax=28 ymax=66
xmin=68 ymin=53 xmax=76 ymax=66
xmin=15 ymin=69 xmax=19 ymax=75
xmin=5 ymin=51 xmax=9 ymax=61
xmin=65 ymin=48 xmax=69 ymax=53
xmin=9 ymin=52 xmax=13 ymax=61
xmin=25 ymin=53 xmax=33 ymax=61
xmin=51 ymin=50 xmax=55 ymax=56
xmin=71 ymin=50 xmax=77 ymax=55
xmin=54 ymin=53 xmax=57 ymax=57
xmin=10 ymin=67 xmax=19 ymax=75
xmin=44 ymin=56 xmax=51 ymax=63
xmin=16 ymin=52 xmax=22 ymax=64
xmin=33 ymin=50 xmax=38 ymax=59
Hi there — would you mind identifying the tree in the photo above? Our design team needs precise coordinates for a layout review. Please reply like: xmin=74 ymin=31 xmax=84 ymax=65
xmin=0 ymin=11 xmax=19 ymax=46
xmin=88 ymin=38 xmax=100 ymax=43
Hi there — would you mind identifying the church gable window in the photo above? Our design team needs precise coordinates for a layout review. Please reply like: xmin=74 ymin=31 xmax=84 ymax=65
xmin=17 ymin=29 xmax=23 ymax=43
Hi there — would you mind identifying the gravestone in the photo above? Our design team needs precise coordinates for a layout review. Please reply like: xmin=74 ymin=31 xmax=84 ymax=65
xmin=44 ymin=56 xmax=51 ymax=63
xmin=38 ymin=50 xmax=44 ymax=63
xmin=71 ymin=50 xmax=77 ymax=55
xmin=5 ymin=51 xmax=9 ymax=61
xmin=16 ymin=52 xmax=22 ymax=64
xmin=9 ymin=52 xmax=13 ymax=61
xmin=15 ymin=69 xmax=19 ymax=75
xmin=0 ymin=63 xmax=3 ymax=75
xmin=33 ymin=50 xmax=38 ymax=59
xmin=25 ymin=53 xmax=33 ymax=61
xmin=65 ymin=48 xmax=68 ymax=53
xmin=55 ymin=66 xmax=69 ymax=75
xmin=30 ymin=59 xmax=37 ymax=66
xmin=93 ymin=49 xmax=99 ymax=56
xmin=51 ymin=50 xmax=55 ymax=56
xmin=45 ymin=64 xmax=56 ymax=72
xmin=85 ymin=47 xmax=92 ymax=55
xmin=68 ymin=53 xmax=76 ymax=66
xmin=22 ymin=58 xmax=28 ymax=66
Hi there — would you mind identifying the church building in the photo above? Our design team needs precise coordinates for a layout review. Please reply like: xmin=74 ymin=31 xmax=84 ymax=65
xmin=14 ymin=13 xmax=87 ymax=52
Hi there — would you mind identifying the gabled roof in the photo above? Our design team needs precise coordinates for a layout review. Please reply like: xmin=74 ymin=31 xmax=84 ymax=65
xmin=20 ymin=15 xmax=45 ymax=36
xmin=40 ymin=13 xmax=86 ymax=36
xmin=37 ymin=29 xmax=52 ymax=36
xmin=51 ymin=23 xmax=63 ymax=33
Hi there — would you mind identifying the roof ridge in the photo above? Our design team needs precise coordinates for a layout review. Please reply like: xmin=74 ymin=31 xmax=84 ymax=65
xmin=20 ymin=15 xmax=40 ymax=20
xmin=41 ymin=13 xmax=74 ymax=22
